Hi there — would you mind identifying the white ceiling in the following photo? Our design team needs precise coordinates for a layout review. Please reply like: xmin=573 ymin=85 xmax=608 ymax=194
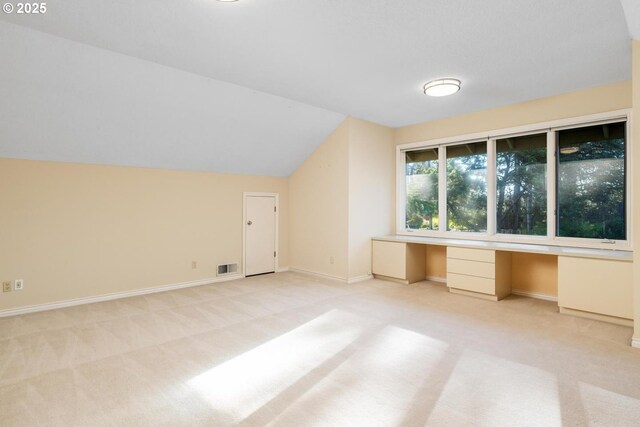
xmin=0 ymin=1 xmax=637 ymax=175
xmin=0 ymin=22 xmax=345 ymax=176
xmin=620 ymin=0 xmax=640 ymax=39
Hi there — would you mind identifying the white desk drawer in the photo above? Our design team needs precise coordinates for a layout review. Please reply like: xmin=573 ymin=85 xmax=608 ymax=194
xmin=447 ymin=273 xmax=495 ymax=295
xmin=447 ymin=258 xmax=495 ymax=279
xmin=447 ymin=247 xmax=495 ymax=263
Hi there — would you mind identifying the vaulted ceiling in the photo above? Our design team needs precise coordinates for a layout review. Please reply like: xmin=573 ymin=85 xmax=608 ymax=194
xmin=0 ymin=1 xmax=638 ymax=176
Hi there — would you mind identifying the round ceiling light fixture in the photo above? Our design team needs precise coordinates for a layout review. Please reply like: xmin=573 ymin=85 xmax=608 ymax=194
xmin=423 ymin=78 xmax=461 ymax=97
xmin=560 ymin=146 xmax=580 ymax=155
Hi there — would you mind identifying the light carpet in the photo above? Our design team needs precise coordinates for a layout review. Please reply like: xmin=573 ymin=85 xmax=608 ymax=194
xmin=1 ymin=271 xmax=639 ymax=426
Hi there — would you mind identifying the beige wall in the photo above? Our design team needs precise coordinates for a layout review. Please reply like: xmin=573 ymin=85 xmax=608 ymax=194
xmin=425 ymin=246 xmax=447 ymax=280
xmin=0 ymin=158 xmax=289 ymax=311
xmin=348 ymin=118 xmax=395 ymax=279
xmin=289 ymin=120 xmax=350 ymax=280
xmin=3 ymin=115 xmax=391 ymax=311
xmin=289 ymin=117 xmax=394 ymax=281
xmin=395 ymin=81 xmax=631 ymax=145
xmin=632 ymin=40 xmax=640 ymax=346
xmin=511 ymin=253 xmax=558 ymax=297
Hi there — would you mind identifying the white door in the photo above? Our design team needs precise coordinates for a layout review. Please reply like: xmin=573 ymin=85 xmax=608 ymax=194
xmin=245 ymin=195 xmax=277 ymax=276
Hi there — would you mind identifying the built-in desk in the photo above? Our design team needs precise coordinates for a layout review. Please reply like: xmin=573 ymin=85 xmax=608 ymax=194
xmin=372 ymin=235 xmax=633 ymax=326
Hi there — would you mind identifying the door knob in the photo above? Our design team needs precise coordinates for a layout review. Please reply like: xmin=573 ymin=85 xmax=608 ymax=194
xmin=247 ymin=220 xmax=253 ymax=226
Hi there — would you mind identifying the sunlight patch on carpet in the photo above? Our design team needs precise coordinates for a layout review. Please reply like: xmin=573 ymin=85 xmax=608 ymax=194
xmin=265 ymin=326 xmax=449 ymax=426
xmin=188 ymin=309 xmax=368 ymax=423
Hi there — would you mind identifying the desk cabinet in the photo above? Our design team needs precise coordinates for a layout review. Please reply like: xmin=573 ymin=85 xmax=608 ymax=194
xmin=558 ymin=256 xmax=633 ymax=324
xmin=447 ymin=247 xmax=511 ymax=301
xmin=372 ymin=240 xmax=425 ymax=284
xmin=371 ymin=236 xmax=633 ymax=327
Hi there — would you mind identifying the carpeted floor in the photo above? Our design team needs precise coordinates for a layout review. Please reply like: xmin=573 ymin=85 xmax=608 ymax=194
xmin=1 ymin=271 xmax=639 ymax=426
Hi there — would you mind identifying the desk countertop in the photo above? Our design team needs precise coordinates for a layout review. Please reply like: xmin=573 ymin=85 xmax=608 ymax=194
xmin=372 ymin=235 xmax=633 ymax=262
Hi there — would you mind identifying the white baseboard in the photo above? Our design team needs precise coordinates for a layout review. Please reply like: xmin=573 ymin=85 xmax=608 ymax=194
xmin=425 ymin=275 xmax=447 ymax=284
xmin=632 ymin=337 xmax=640 ymax=349
xmin=559 ymin=306 xmax=633 ymax=327
xmin=276 ymin=266 xmax=290 ymax=273
xmin=347 ymin=274 xmax=373 ymax=284
xmin=511 ymin=290 xmax=558 ymax=302
xmin=288 ymin=267 xmax=348 ymax=283
xmin=0 ymin=274 xmax=243 ymax=318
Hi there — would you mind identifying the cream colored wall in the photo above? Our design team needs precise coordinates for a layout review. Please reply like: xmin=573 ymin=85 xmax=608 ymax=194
xmin=632 ymin=40 xmax=640 ymax=345
xmin=289 ymin=117 xmax=394 ymax=281
xmin=347 ymin=118 xmax=394 ymax=279
xmin=289 ymin=120 xmax=350 ymax=280
xmin=425 ymin=246 xmax=446 ymax=280
xmin=0 ymin=158 xmax=289 ymax=311
xmin=511 ymin=253 xmax=558 ymax=297
xmin=395 ymin=81 xmax=631 ymax=145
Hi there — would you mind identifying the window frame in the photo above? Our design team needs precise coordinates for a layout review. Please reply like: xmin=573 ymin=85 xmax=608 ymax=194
xmin=396 ymin=110 xmax=632 ymax=250
xmin=443 ymin=139 xmax=489 ymax=235
xmin=404 ymin=147 xmax=441 ymax=231
xmin=493 ymin=131 xmax=549 ymax=239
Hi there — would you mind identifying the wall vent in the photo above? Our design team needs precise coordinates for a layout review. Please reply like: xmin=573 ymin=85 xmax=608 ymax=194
xmin=217 ymin=263 xmax=238 ymax=276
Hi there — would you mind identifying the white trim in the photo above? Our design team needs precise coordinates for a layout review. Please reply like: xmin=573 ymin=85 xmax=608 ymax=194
xmin=552 ymin=116 xmax=629 ymax=131
xmin=487 ymin=138 xmax=496 ymax=235
xmin=288 ymin=267 xmax=348 ymax=283
xmin=243 ymin=192 xmax=279 ymax=277
xmin=396 ymin=148 xmax=406 ymax=233
xmin=0 ymin=274 xmax=242 ymax=318
xmin=632 ymin=337 xmax=640 ymax=349
xmin=276 ymin=266 xmax=290 ymax=273
xmin=401 ymin=132 xmax=491 ymax=152
xmin=438 ymin=145 xmax=446 ymax=232
xmin=559 ymin=307 xmax=633 ymax=327
xmin=625 ymin=116 xmax=633 ymax=246
xmin=397 ymin=109 xmax=630 ymax=151
xmin=511 ymin=290 xmax=558 ymax=302
xmin=425 ymin=275 xmax=447 ymax=284
xmin=347 ymin=274 xmax=373 ymax=284
xmin=546 ymin=131 xmax=556 ymax=241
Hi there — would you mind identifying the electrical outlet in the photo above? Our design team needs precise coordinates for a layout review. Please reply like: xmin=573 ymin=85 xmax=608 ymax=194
xmin=2 ymin=281 xmax=11 ymax=292
xmin=329 ymin=256 xmax=335 ymax=265
xmin=14 ymin=279 xmax=24 ymax=291
xmin=192 ymin=261 xmax=197 ymax=269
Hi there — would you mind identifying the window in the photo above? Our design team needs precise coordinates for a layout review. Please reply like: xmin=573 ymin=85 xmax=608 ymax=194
xmin=398 ymin=113 xmax=629 ymax=248
xmin=557 ymin=122 xmax=626 ymax=240
xmin=446 ymin=142 xmax=487 ymax=232
xmin=496 ymin=133 xmax=547 ymax=235
xmin=406 ymin=148 xmax=439 ymax=230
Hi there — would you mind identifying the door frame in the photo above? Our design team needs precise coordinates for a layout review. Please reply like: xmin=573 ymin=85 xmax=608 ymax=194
xmin=243 ymin=192 xmax=279 ymax=277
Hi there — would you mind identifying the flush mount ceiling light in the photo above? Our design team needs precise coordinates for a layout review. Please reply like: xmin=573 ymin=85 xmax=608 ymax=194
xmin=423 ymin=79 xmax=461 ymax=97
xmin=560 ymin=146 xmax=580 ymax=155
